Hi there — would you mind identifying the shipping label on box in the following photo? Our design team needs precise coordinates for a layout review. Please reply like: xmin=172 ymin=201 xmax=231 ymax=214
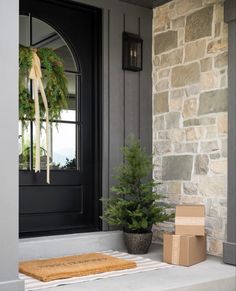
xmin=175 ymin=205 xmax=205 ymax=236
xmin=163 ymin=233 xmax=206 ymax=266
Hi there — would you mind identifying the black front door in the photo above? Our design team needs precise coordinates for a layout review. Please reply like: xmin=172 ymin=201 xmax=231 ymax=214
xmin=19 ymin=0 xmax=102 ymax=237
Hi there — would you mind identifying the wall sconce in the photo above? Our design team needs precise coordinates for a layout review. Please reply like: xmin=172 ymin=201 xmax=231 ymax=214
xmin=123 ymin=32 xmax=143 ymax=72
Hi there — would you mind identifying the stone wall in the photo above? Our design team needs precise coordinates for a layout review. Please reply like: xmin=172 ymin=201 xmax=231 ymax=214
xmin=152 ymin=0 xmax=228 ymax=256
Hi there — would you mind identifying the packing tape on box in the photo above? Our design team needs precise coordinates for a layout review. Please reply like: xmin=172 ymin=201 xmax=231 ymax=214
xmin=175 ymin=217 xmax=205 ymax=226
xmin=171 ymin=235 xmax=180 ymax=264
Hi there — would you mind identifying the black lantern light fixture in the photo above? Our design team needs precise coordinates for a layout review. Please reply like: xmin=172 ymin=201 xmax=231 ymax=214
xmin=123 ymin=32 xmax=143 ymax=72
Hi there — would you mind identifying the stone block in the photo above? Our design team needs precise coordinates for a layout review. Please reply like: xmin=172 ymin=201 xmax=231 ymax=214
xmin=183 ymin=117 xmax=216 ymax=127
xmin=158 ymin=68 xmax=170 ymax=79
xmin=152 ymin=222 xmax=175 ymax=241
xmin=220 ymin=75 xmax=227 ymax=88
xmin=183 ymin=98 xmax=198 ymax=118
xmin=186 ymin=127 xmax=205 ymax=141
xmin=178 ymin=28 xmax=184 ymax=46
xmin=221 ymin=139 xmax=227 ymax=158
xmin=155 ymin=79 xmax=169 ymax=92
xmin=153 ymin=156 xmax=162 ymax=172
xmin=206 ymin=126 xmax=218 ymax=139
xmin=171 ymin=16 xmax=185 ymax=29
xmin=183 ymin=182 xmax=198 ymax=195
xmin=200 ymin=71 xmax=220 ymax=90
xmin=153 ymin=5 xmax=170 ymax=33
xmin=153 ymin=141 xmax=172 ymax=155
xmin=219 ymin=198 xmax=227 ymax=207
xmin=165 ymin=112 xmax=180 ymax=129
xmin=199 ymin=176 xmax=227 ymax=197
xmin=176 ymin=0 xmax=203 ymax=16
xmin=185 ymin=39 xmax=206 ymax=62
xmin=199 ymin=117 xmax=216 ymax=125
xmin=217 ymin=113 xmax=228 ymax=135
xmin=167 ymin=181 xmax=182 ymax=194
xmin=207 ymin=38 xmax=228 ymax=54
xmin=154 ymin=92 xmax=169 ymax=114
xmin=206 ymin=216 xmax=223 ymax=232
xmin=200 ymin=57 xmax=213 ymax=72
xmin=208 ymin=238 xmax=223 ymax=257
xmin=198 ymin=89 xmax=228 ymax=115
xmin=162 ymin=155 xmax=193 ymax=181
xmin=184 ymin=119 xmax=200 ymax=127
xmin=174 ymin=142 xmax=198 ymax=153
xmin=153 ymin=169 xmax=162 ymax=180
xmin=185 ymin=85 xmax=200 ymax=97
xmin=222 ymin=23 xmax=228 ymax=39
xmin=215 ymin=22 xmax=221 ymax=38
xmin=168 ymin=2 xmax=177 ymax=20
xmin=153 ymin=115 xmax=165 ymax=130
xmin=214 ymin=2 xmax=224 ymax=23
xmin=154 ymin=30 xmax=178 ymax=55
xmin=171 ymin=63 xmax=200 ymax=87
xmin=185 ymin=6 xmax=213 ymax=42
xmin=214 ymin=52 xmax=228 ymax=68
xmin=171 ymin=89 xmax=185 ymax=98
xmin=170 ymin=96 xmax=183 ymax=112
xmin=210 ymin=153 xmax=221 ymax=160
xmin=210 ymin=160 xmax=227 ymax=175
xmin=200 ymin=140 xmax=219 ymax=153
xmin=181 ymin=195 xmax=205 ymax=205
xmin=195 ymin=154 xmax=209 ymax=175
xmin=158 ymin=131 xmax=170 ymax=140
xmin=153 ymin=56 xmax=160 ymax=66
xmin=160 ymin=48 xmax=183 ymax=67
xmin=170 ymin=128 xmax=185 ymax=143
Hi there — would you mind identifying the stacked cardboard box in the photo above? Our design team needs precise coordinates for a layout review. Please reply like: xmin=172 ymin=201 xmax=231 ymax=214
xmin=163 ymin=205 xmax=206 ymax=266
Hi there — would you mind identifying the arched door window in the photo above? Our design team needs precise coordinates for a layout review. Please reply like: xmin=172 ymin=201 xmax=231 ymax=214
xmin=19 ymin=15 xmax=80 ymax=171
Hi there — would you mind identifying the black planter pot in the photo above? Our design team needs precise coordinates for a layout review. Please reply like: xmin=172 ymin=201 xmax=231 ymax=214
xmin=123 ymin=231 xmax=153 ymax=254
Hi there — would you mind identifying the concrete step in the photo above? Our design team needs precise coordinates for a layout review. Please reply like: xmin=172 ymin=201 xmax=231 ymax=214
xmin=19 ymin=236 xmax=235 ymax=291
xmin=19 ymin=231 xmax=125 ymax=261
xmin=21 ymin=244 xmax=235 ymax=291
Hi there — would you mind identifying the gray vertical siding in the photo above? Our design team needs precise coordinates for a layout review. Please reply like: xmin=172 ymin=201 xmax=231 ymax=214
xmin=139 ymin=11 xmax=153 ymax=154
xmin=124 ymin=13 xmax=140 ymax=139
xmin=75 ymin=0 xmax=152 ymax=206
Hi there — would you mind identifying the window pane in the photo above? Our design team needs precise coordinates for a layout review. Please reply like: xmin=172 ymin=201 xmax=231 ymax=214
xmin=32 ymin=17 xmax=78 ymax=72
xmin=51 ymin=123 xmax=78 ymax=170
xmin=19 ymin=15 xmax=30 ymax=46
xmin=32 ymin=17 xmax=55 ymax=44
xmin=34 ymin=122 xmax=78 ymax=170
xmin=19 ymin=121 xmax=31 ymax=170
xmin=58 ymin=73 xmax=77 ymax=122
xmin=40 ymin=71 xmax=77 ymax=122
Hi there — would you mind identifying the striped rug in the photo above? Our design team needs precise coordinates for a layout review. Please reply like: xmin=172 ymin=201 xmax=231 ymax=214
xmin=19 ymin=250 xmax=172 ymax=291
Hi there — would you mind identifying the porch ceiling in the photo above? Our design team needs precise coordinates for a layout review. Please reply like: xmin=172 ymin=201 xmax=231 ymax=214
xmin=120 ymin=0 xmax=171 ymax=9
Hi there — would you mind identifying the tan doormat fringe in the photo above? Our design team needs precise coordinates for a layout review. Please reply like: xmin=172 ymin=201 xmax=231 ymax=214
xmin=19 ymin=252 xmax=137 ymax=282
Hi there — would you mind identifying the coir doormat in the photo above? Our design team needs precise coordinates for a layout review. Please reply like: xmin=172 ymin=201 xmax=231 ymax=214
xmin=19 ymin=250 xmax=173 ymax=291
xmin=19 ymin=252 xmax=136 ymax=282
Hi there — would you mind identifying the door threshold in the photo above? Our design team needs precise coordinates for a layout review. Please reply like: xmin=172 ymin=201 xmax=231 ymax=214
xmin=19 ymin=230 xmax=125 ymax=261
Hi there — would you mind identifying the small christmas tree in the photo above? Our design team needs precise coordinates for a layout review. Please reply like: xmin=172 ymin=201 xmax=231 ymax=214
xmin=102 ymin=137 xmax=173 ymax=233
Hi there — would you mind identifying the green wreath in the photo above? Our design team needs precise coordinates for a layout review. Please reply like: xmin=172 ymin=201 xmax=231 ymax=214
xmin=19 ymin=45 xmax=68 ymax=123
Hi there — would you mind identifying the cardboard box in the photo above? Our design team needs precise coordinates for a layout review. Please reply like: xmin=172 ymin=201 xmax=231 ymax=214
xmin=175 ymin=205 xmax=205 ymax=236
xmin=163 ymin=233 xmax=206 ymax=266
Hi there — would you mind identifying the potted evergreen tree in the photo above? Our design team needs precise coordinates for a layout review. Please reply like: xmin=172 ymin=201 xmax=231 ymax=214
xmin=102 ymin=137 xmax=173 ymax=254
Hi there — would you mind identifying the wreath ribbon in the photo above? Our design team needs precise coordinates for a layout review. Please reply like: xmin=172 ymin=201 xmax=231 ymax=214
xmin=29 ymin=49 xmax=51 ymax=184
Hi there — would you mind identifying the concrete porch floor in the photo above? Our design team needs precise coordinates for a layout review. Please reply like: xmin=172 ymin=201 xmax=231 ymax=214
xmin=34 ymin=244 xmax=235 ymax=291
